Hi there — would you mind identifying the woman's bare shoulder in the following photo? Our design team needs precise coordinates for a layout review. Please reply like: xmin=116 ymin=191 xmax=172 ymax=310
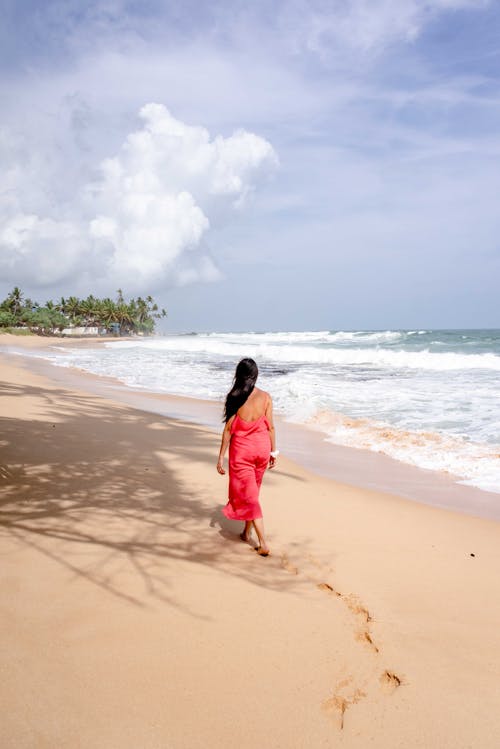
xmin=255 ymin=388 xmax=273 ymax=409
xmin=254 ymin=387 xmax=271 ymax=399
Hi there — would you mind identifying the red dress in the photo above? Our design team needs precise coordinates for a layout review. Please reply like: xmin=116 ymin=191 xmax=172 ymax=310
xmin=222 ymin=413 xmax=271 ymax=521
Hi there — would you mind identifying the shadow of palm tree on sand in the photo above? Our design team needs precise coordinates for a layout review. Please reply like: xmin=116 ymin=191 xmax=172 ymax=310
xmin=0 ymin=379 xmax=305 ymax=614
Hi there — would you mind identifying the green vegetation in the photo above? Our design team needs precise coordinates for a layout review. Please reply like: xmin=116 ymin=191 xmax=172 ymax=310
xmin=0 ymin=287 xmax=167 ymax=337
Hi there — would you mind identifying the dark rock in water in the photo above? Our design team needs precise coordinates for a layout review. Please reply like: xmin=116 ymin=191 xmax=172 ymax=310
xmin=470 ymin=553 xmax=475 ymax=557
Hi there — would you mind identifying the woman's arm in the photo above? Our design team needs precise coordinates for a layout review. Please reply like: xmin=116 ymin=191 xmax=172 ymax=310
xmin=265 ymin=395 xmax=278 ymax=468
xmin=217 ymin=416 xmax=234 ymax=474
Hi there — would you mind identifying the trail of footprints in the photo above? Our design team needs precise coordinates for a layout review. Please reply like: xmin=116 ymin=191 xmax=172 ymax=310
xmin=280 ymin=551 xmax=405 ymax=731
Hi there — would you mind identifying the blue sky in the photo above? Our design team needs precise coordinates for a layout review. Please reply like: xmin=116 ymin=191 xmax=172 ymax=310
xmin=1 ymin=0 xmax=499 ymax=330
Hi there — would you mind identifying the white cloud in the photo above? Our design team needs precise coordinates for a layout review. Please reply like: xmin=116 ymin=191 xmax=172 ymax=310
xmin=0 ymin=213 xmax=87 ymax=286
xmin=277 ymin=0 xmax=490 ymax=56
xmin=0 ymin=104 xmax=277 ymax=292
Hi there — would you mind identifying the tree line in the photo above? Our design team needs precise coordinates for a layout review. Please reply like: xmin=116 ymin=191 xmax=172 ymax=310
xmin=0 ymin=287 xmax=167 ymax=336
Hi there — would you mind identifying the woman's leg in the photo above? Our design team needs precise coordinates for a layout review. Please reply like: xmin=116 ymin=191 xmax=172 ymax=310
xmin=240 ymin=521 xmax=253 ymax=542
xmin=252 ymin=517 xmax=270 ymax=554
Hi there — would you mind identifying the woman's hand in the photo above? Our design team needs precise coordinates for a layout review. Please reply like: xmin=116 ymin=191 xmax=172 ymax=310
xmin=217 ymin=459 xmax=226 ymax=475
xmin=268 ymin=455 xmax=277 ymax=469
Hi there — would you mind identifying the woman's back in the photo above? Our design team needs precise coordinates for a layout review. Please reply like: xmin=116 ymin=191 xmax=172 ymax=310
xmin=236 ymin=387 xmax=269 ymax=422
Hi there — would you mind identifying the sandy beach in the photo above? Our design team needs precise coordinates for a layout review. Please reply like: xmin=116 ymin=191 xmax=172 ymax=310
xmin=1 ymin=336 xmax=500 ymax=748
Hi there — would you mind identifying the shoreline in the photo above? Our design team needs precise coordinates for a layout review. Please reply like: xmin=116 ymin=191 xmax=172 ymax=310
xmin=2 ymin=335 xmax=500 ymax=747
xmin=1 ymin=333 xmax=499 ymax=521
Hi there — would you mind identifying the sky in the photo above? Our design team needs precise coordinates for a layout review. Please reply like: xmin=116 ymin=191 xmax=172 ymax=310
xmin=1 ymin=0 xmax=499 ymax=331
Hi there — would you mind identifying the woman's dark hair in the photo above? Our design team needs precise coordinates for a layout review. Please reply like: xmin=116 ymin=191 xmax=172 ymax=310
xmin=223 ymin=358 xmax=258 ymax=422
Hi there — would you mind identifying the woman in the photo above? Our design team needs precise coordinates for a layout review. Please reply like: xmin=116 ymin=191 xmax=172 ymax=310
xmin=217 ymin=358 xmax=278 ymax=557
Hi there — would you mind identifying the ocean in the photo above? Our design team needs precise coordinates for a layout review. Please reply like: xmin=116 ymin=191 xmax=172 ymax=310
xmin=38 ymin=329 xmax=500 ymax=494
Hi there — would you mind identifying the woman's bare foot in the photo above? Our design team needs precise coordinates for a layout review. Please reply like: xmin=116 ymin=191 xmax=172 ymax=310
xmin=251 ymin=518 xmax=269 ymax=555
xmin=254 ymin=545 xmax=270 ymax=557
xmin=239 ymin=531 xmax=252 ymax=543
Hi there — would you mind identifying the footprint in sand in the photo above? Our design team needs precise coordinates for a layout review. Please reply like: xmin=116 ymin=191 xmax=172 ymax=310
xmin=316 ymin=582 xmax=341 ymax=597
xmin=343 ymin=593 xmax=372 ymax=623
xmin=280 ymin=553 xmax=298 ymax=575
xmin=356 ymin=629 xmax=379 ymax=653
xmin=322 ymin=677 xmax=366 ymax=730
xmin=380 ymin=670 xmax=404 ymax=694
xmin=317 ymin=584 xmax=379 ymax=653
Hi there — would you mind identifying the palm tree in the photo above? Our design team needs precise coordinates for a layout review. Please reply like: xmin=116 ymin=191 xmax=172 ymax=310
xmin=116 ymin=303 xmax=133 ymax=334
xmin=135 ymin=296 xmax=149 ymax=326
xmin=5 ymin=287 xmax=24 ymax=317
xmin=80 ymin=295 xmax=100 ymax=326
xmin=65 ymin=296 xmax=81 ymax=321
xmin=100 ymin=298 xmax=118 ymax=328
